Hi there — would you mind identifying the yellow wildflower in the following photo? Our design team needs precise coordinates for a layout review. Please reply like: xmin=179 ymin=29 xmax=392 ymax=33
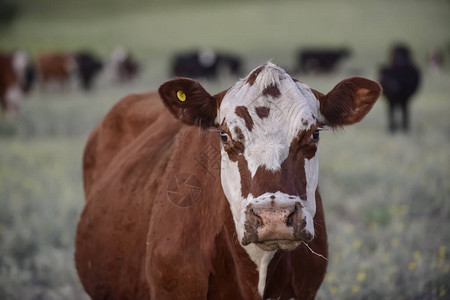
xmin=357 ymin=272 xmax=367 ymax=282
xmin=391 ymin=238 xmax=399 ymax=247
xmin=330 ymin=285 xmax=338 ymax=295
xmin=413 ymin=251 xmax=421 ymax=260
xmin=352 ymin=239 xmax=362 ymax=249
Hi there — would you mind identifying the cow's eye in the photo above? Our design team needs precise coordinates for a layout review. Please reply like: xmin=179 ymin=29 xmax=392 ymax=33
xmin=311 ymin=130 xmax=320 ymax=141
xmin=220 ymin=131 xmax=230 ymax=143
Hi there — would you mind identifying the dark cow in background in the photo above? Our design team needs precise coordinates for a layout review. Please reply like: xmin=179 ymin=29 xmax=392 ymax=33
xmin=297 ymin=47 xmax=351 ymax=74
xmin=75 ymin=62 xmax=381 ymax=299
xmin=0 ymin=50 xmax=35 ymax=116
xmin=171 ymin=49 xmax=242 ymax=79
xmin=37 ymin=52 xmax=75 ymax=90
xmin=105 ymin=47 xmax=140 ymax=84
xmin=73 ymin=51 xmax=104 ymax=91
xmin=38 ymin=51 xmax=104 ymax=91
xmin=379 ymin=44 xmax=421 ymax=133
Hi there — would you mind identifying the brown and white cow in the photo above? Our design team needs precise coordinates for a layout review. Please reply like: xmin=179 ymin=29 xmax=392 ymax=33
xmin=75 ymin=62 xmax=381 ymax=299
xmin=0 ymin=50 xmax=34 ymax=117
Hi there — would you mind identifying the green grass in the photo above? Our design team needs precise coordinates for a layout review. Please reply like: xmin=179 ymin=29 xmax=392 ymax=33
xmin=1 ymin=0 xmax=449 ymax=299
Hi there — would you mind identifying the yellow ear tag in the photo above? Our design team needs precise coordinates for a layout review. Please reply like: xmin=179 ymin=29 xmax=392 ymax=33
xmin=177 ymin=90 xmax=186 ymax=102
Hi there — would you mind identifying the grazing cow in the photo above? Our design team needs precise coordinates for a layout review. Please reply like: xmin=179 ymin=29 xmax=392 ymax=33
xmin=427 ymin=47 xmax=445 ymax=75
xmin=379 ymin=44 xmax=421 ymax=132
xmin=75 ymin=62 xmax=381 ymax=299
xmin=171 ymin=49 xmax=242 ymax=79
xmin=73 ymin=51 xmax=104 ymax=91
xmin=37 ymin=52 xmax=75 ymax=90
xmin=297 ymin=48 xmax=351 ymax=74
xmin=105 ymin=47 xmax=140 ymax=84
xmin=0 ymin=50 xmax=35 ymax=116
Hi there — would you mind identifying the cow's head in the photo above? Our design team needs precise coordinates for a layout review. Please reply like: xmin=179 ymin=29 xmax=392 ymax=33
xmin=159 ymin=62 xmax=381 ymax=251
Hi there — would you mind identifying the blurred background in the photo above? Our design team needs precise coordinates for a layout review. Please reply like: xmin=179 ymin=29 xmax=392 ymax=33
xmin=0 ymin=0 xmax=449 ymax=299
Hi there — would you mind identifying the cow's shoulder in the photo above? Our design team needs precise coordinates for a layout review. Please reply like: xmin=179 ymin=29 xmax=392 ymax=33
xmin=83 ymin=91 xmax=169 ymax=197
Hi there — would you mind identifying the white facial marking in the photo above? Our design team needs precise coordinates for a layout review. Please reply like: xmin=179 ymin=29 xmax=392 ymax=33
xmin=218 ymin=63 xmax=322 ymax=294
xmin=220 ymin=62 xmax=321 ymax=226
xmin=220 ymin=151 xmax=245 ymax=239
xmin=219 ymin=63 xmax=320 ymax=177
xmin=242 ymin=244 xmax=275 ymax=297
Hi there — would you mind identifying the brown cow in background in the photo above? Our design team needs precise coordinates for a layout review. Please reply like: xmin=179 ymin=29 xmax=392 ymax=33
xmin=36 ymin=52 xmax=75 ymax=90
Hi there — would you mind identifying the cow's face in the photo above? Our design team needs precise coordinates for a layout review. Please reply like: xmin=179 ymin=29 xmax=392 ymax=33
xmin=217 ymin=64 xmax=323 ymax=250
xmin=159 ymin=62 xmax=381 ymax=251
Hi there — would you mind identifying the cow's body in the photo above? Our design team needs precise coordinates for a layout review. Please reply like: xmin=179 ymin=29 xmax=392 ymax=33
xmin=0 ymin=50 xmax=34 ymax=116
xmin=73 ymin=51 xmax=104 ymax=91
xmin=76 ymin=63 xmax=381 ymax=299
xmin=37 ymin=52 xmax=75 ymax=90
xmin=171 ymin=49 xmax=242 ymax=79
xmin=105 ymin=47 xmax=140 ymax=84
xmin=379 ymin=44 xmax=421 ymax=133
xmin=298 ymin=48 xmax=351 ymax=74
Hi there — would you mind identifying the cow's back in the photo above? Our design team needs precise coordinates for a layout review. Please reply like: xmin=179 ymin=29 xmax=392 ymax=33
xmin=82 ymin=91 xmax=167 ymax=197
xmin=0 ymin=55 xmax=15 ymax=106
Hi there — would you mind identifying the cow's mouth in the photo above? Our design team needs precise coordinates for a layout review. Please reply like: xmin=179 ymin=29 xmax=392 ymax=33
xmin=255 ymin=239 xmax=302 ymax=251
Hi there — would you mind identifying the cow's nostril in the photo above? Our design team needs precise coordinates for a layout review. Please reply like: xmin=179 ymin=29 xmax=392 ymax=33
xmin=304 ymin=231 xmax=313 ymax=241
xmin=286 ymin=205 xmax=298 ymax=227
xmin=250 ymin=208 xmax=264 ymax=227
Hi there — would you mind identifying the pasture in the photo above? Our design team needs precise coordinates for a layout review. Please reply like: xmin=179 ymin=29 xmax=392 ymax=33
xmin=1 ymin=0 xmax=449 ymax=299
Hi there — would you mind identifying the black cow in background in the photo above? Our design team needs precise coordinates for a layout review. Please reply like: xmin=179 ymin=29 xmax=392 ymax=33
xmin=379 ymin=44 xmax=421 ymax=133
xmin=171 ymin=49 xmax=242 ymax=80
xmin=73 ymin=51 xmax=103 ymax=91
xmin=297 ymin=47 xmax=351 ymax=74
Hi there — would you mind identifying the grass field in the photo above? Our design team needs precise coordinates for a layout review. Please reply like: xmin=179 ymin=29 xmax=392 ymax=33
xmin=1 ymin=0 xmax=449 ymax=299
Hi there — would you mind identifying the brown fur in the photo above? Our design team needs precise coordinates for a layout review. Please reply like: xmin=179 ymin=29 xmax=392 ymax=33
xmin=235 ymin=106 xmax=254 ymax=131
xmin=159 ymin=77 xmax=218 ymax=129
xmin=0 ymin=54 xmax=17 ymax=114
xmin=262 ymin=83 xmax=281 ymax=98
xmin=312 ymin=77 xmax=382 ymax=128
xmin=37 ymin=52 xmax=72 ymax=87
xmin=234 ymin=126 xmax=245 ymax=141
xmin=246 ymin=65 xmax=265 ymax=86
xmin=255 ymin=106 xmax=270 ymax=119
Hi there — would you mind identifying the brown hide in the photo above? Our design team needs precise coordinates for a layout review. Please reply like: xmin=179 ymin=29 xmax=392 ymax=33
xmin=75 ymin=91 xmax=328 ymax=299
xmin=37 ymin=52 xmax=72 ymax=85
xmin=82 ymin=92 xmax=164 ymax=197
xmin=0 ymin=54 xmax=17 ymax=113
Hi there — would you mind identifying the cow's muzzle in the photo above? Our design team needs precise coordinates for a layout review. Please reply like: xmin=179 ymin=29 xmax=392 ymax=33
xmin=241 ymin=202 xmax=313 ymax=251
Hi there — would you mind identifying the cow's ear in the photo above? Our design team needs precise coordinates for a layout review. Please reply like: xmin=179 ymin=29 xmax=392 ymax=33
xmin=313 ymin=77 xmax=382 ymax=128
xmin=159 ymin=78 xmax=221 ymax=129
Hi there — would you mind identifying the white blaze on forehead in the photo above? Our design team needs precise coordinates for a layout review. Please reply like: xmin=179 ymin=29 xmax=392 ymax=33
xmin=219 ymin=63 xmax=321 ymax=177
